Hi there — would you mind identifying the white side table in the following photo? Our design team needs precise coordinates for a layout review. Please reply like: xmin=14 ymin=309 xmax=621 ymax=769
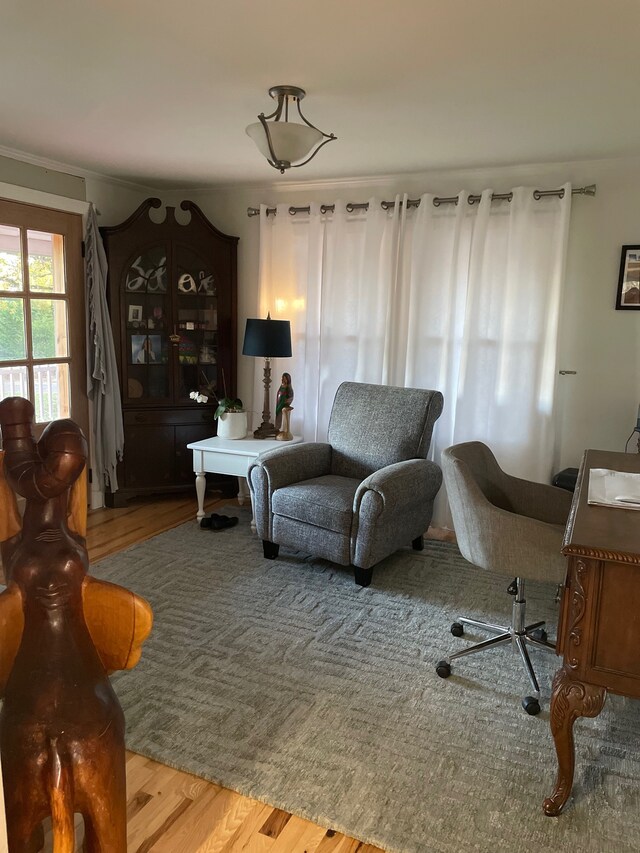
xmin=187 ymin=434 xmax=303 ymax=529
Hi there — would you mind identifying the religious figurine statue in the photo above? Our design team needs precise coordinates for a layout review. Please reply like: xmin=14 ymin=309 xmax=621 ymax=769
xmin=0 ymin=397 xmax=153 ymax=853
xmin=274 ymin=372 xmax=294 ymax=435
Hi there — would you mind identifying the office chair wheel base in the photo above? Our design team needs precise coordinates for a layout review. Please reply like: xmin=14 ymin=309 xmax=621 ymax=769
xmin=450 ymin=622 xmax=464 ymax=637
xmin=436 ymin=660 xmax=451 ymax=678
xmin=522 ymin=696 xmax=541 ymax=716
xmin=529 ymin=627 xmax=547 ymax=643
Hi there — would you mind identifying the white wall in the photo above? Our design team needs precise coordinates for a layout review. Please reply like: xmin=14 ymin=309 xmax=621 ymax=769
xmin=0 ymin=154 xmax=152 ymax=222
xmin=0 ymin=153 xmax=86 ymax=201
xmin=84 ymin=176 xmax=154 ymax=226
xmin=163 ymin=154 xmax=640 ymax=472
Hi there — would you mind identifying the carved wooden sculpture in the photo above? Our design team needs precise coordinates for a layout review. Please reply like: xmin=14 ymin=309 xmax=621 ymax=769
xmin=0 ymin=397 xmax=153 ymax=853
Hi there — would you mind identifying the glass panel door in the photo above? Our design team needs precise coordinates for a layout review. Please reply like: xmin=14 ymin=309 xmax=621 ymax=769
xmin=174 ymin=244 xmax=218 ymax=402
xmin=122 ymin=246 xmax=171 ymax=402
xmin=0 ymin=204 xmax=84 ymax=436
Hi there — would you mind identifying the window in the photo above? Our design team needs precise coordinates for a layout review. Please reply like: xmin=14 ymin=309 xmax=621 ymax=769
xmin=0 ymin=200 xmax=86 ymax=437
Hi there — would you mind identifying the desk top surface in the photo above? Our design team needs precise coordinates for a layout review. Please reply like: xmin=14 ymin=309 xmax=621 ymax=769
xmin=564 ymin=449 xmax=640 ymax=563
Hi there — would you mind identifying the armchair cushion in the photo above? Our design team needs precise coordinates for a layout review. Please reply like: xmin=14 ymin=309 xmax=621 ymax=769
xmin=328 ymin=382 xmax=444 ymax=481
xmin=272 ymin=475 xmax=359 ymax=534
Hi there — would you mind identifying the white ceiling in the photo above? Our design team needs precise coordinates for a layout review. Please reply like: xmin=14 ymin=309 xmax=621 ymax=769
xmin=3 ymin=0 xmax=639 ymax=189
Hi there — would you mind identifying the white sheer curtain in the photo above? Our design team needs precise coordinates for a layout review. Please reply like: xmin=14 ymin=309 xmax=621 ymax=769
xmin=255 ymin=186 xmax=571 ymax=524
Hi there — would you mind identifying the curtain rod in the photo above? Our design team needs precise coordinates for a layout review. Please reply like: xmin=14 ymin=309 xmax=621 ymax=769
xmin=246 ymin=184 xmax=596 ymax=217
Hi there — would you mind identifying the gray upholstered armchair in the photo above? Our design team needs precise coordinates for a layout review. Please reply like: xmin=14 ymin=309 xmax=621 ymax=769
xmin=248 ymin=382 xmax=444 ymax=586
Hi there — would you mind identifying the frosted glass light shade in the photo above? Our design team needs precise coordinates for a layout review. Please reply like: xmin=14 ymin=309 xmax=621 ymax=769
xmin=246 ymin=121 xmax=323 ymax=165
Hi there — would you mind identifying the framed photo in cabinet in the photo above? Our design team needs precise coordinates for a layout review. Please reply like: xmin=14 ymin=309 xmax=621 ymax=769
xmin=128 ymin=304 xmax=143 ymax=323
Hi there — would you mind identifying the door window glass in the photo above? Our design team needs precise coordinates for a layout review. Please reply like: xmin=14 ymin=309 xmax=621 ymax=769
xmin=0 ymin=215 xmax=76 ymax=422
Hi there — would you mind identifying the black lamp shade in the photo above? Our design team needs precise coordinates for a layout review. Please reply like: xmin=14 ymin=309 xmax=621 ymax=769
xmin=242 ymin=318 xmax=292 ymax=358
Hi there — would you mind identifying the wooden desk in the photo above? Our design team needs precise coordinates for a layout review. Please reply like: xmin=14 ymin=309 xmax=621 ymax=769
xmin=544 ymin=449 xmax=640 ymax=816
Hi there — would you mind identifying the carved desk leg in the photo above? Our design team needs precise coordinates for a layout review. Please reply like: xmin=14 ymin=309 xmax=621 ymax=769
xmin=543 ymin=665 xmax=606 ymax=816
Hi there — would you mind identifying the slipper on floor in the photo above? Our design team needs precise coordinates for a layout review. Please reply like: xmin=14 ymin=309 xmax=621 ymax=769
xmin=210 ymin=515 xmax=238 ymax=530
xmin=200 ymin=513 xmax=222 ymax=529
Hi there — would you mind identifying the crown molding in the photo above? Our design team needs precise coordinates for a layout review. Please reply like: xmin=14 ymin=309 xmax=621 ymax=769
xmin=168 ymin=151 xmax=640 ymax=197
xmin=1 ymin=144 xmax=634 ymax=201
xmin=166 ymin=169 xmax=437 ymax=196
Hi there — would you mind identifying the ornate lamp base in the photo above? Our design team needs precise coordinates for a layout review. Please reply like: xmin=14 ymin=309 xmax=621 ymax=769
xmin=253 ymin=357 xmax=278 ymax=439
xmin=253 ymin=421 xmax=278 ymax=439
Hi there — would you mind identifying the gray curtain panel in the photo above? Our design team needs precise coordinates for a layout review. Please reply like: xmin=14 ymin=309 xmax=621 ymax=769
xmin=85 ymin=204 xmax=124 ymax=492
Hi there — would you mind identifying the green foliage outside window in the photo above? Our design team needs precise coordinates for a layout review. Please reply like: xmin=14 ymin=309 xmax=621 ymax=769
xmin=0 ymin=252 xmax=58 ymax=360
xmin=0 ymin=298 xmax=26 ymax=360
xmin=0 ymin=250 xmax=21 ymax=291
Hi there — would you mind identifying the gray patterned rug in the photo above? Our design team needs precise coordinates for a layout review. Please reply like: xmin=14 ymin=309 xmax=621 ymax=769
xmin=94 ymin=508 xmax=640 ymax=853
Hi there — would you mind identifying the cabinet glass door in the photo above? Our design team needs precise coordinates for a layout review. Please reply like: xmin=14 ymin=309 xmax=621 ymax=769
xmin=174 ymin=244 xmax=218 ymax=402
xmin=123 ymin=246 xmax=171 ymax=402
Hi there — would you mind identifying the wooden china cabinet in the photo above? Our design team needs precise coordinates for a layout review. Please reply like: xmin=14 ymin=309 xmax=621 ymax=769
xmin=101 ymin=198 xmax=238 ymax=506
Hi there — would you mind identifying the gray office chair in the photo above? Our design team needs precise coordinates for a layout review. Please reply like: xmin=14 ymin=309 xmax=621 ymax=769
xmin=248 ymin=381 xmax=444 ymax=586
xmin=437 ymin=441 xmax=572 ymax=714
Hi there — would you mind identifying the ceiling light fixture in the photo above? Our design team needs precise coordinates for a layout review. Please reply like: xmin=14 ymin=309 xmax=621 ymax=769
xmin=246 ymin=85 xmax=336 ymax=174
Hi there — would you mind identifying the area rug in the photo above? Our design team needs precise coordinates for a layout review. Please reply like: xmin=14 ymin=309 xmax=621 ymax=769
xmin=93 ymin=508 xmax=640 ymax=853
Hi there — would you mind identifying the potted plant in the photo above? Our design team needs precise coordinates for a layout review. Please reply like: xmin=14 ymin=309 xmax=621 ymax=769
xmin=190 ymin=370 xmax=248 ymax=440
xmin=214 ymin=396 xmax=247 ymax=440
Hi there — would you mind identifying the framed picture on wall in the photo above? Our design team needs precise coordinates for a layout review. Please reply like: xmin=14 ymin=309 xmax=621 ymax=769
xmin=616 ymin=245 xmax=640 ymax=309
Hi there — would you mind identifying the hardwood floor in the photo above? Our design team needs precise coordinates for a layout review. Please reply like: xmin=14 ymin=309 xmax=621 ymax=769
xmin=60 ymin=490 xmax=386 ymax=853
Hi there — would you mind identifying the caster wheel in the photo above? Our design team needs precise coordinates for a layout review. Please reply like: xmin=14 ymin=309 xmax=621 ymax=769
xmin=522 ymin=696 xmax=541 ymax=716
xmin=436 ymin=660 xmax=451 ymax=678
xmin=530 ymin=627 xmax=548 ymax=643
xmin=450 ymin=622 xmax=464 ymax=637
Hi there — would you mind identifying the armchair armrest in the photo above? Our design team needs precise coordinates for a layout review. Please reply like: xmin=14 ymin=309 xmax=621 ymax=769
xmin=355 ymin=458 xmax=442 ymax=510
xmin=352 ymin=459 xmax=443 ymax=568
xmin=248 ymin=443 xmax=332 ymax=540
xmin=250 ymin=442 xmax=332 ymax=491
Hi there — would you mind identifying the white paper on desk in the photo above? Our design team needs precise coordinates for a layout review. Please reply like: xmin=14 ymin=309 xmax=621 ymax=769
xmin=588 ymin=468 xmax=640 ymax=509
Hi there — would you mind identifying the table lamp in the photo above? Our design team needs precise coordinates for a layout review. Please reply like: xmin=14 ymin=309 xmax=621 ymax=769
xmin=242 ymin=314 xmax=292 ymax=438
